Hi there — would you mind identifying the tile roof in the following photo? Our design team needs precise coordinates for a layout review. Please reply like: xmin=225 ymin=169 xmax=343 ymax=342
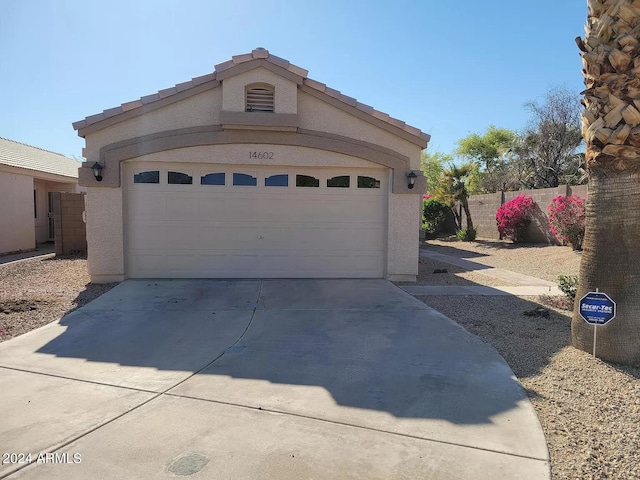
xmin=0 ymin=137 xmax=80 ymax=178
xmin=73 ymin=48 xmax=430 ymax=143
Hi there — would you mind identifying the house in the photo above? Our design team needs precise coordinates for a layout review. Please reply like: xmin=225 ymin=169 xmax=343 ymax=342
xmin=0 ymin=137 xmax=81 ymax=255
xmin=73 ymin=48 xmax=429 ymax=283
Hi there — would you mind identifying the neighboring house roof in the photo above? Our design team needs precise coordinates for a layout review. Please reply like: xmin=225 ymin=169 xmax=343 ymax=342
xmin=0 ymin=137 xmax=80 ymax=178
xmin=73 ymin=48 xmax=430 ymax=145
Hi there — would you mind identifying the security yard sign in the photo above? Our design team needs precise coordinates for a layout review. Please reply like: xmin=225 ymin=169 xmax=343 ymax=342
xmin=579 ymin=291 xmax=616 ymax=325
xmin=579 ymin=290 xmax=616 ymax=358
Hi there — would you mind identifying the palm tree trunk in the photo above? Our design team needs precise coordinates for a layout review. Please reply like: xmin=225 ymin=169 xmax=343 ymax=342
xmin=574 ymin=0 xmax=640 ymax=364
xmin=572 ymin=173 xmax=640 ymax=364
xmin=461 ymin=198 xmax=474 ymax=231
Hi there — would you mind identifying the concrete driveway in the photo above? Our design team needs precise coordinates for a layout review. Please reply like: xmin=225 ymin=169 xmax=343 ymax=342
xmin=0 ymin=279 xmax=550 ymax=479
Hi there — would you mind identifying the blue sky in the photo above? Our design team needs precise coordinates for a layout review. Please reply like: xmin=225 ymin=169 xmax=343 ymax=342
xmin=0 ymin=0 xmax=586 ymax=160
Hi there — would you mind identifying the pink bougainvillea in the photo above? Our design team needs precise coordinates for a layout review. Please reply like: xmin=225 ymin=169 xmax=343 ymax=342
xmin=496 ymin=195 xmax=536 ymax=242
xmin=423 ymin=194 xmax=432 ymax=200
xmin=547 ymin=195 xmax=585 ymax=250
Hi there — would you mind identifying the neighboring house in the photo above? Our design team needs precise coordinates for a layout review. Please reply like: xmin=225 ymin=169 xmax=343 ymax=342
xmin=73 ymin=48 xmax=430 ymax=283
xmin=0 ymin=137 xmax=81 ymax=255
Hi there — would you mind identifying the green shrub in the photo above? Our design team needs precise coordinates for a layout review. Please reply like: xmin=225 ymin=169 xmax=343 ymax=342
xmin=557 ymin=275 xmax=579 ymax=300
xmin=456 ymin=227 xmax=477 ymax=241
xmin=422 ymin=198 xmax=450 ymax=234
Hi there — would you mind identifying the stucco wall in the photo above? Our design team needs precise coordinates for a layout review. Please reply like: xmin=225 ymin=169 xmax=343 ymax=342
xmin=387 ymin=191 xmax=421 ymax=280
xmin=122 ymin=144 xmax=381 ymax=168
xmin=85 ymin=186 xmax=124 ymax=282
xmin=222 ymin=67 xmax=297 ymax=114
xmin=298 ymin=92 xmax=421 ymax=164
xmin=83 ymin=88 xmax=222 ymax=163
xmin=0 ymin=171 xmax=34 ymax=254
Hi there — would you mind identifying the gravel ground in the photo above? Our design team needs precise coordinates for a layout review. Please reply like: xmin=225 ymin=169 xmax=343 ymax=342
xmin=425 ymin=237 xmax=582 ymax=282
xmin=415 ymin=239 xmax=640 ymax=480
xmin=396 ymin=256 xmax=516 ymax=287
xmin=0 ymin=255 xmax=117 ymax=342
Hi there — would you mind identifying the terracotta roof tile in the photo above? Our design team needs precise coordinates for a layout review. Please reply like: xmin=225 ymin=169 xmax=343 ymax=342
xmin=287 ymin=64 xmax=308 ymax=77
xmin=0 ymin=137 xmax=80 ymax=178
xmin=103 ymin=106 xmax=123 ymax=117
xmin=339 ymin=94 xmax=357 ymax=107
xmin=252 ymin=47 xmax=269 ymax=59
xmin=214 ymin=59 xmax=235 ymax=72
xmin=175 ymin=81 xmax=193 ymax=92
xmin=355 ymin=102 xmax=374 ymax=114
xmin=324 ymin=87 xmax=341 ymax=99
xmin=232 ymin=53 xmax=254 ymax=63
xmin=192 ymin=72 xmax=216 ymax=86
xmin=85 ymin=113 xmax=106 ymax=124
xmin=140 ymin=94 xmax=159 ymax=105
xmin=121 ymin=100 xmax=143 ymax=112
xmin=303 ymin=78 xmax=326 ymax=91
xmin=158 ymin=87 xmax=177 ymax=99
xmin=267 ymin=54 xmax=290 ymax=70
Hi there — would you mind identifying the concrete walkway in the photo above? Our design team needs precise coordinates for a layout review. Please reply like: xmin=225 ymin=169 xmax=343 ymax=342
xmin=0 ymin=279 xmax=550 ymax=479
xmin=0 ymin=243 xmax=55 ymax=266
xmin=407 ymin=249 xmax=563 ymax=296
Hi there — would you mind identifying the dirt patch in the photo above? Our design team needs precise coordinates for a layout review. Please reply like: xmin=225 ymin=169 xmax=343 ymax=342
xmin=0 ymin=255 xmax=117 ymax=342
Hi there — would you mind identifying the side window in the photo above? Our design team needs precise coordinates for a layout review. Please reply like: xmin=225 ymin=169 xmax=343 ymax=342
xmin=168 ymin=171 xmax=193 ymax=185
xmin=265 ymin=174 xmax=288 ymax=187
xmin=327 ymin=175 xmax=350 ymax=188
xmin=296 ymin=174 xmax=320 ymax=188
xmin=134 ymin=171 xmax=160 ymax=184
xmin=357 ymin=176 xmax=381 ymax=189
xmin=201 ymin=173 xmax=225 ymax=185
xmin=233 ymin=173 xmax=257 ymax=186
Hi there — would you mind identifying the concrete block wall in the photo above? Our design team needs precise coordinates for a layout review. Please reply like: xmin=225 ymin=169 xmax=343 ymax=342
xmin=466 ymin=192 xmax=503 ymax=240
xmin=465 ymin=185 xmax=589 ymax=244
xmin=53 ymin=192 xmax=87 ymax=255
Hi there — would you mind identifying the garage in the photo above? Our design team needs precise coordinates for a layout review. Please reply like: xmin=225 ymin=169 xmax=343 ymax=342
xmin=74 ymin=48 xmax=429 ymax=283
xmin=125 ymin=162 xmax=387 ymax=278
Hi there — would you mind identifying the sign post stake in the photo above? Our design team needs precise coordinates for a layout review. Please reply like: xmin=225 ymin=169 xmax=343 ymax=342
xmin=593 ymin=288 xmax=598 ymax=358
xmin=579 ymin=288 xmax=615 ymax=361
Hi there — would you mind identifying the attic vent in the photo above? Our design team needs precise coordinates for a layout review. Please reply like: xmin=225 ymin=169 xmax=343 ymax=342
xmin=246 ymin=85 xmax=274 ymax=112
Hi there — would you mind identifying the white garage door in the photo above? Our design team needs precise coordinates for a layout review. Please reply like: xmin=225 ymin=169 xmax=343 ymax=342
xmin=124 ymin=162 xmax=387 ymax=278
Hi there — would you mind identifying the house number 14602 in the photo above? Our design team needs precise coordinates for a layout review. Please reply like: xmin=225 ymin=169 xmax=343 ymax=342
xmin=249 ymin=151 xmax=274 ymax=159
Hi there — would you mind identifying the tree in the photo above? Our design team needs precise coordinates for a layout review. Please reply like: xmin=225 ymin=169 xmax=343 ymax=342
xmin=420 ymin=151 xmax=449 ymax=194
xmin=515 ymin=87 xmax=584 ymax=189
xmin=572 ymin=1 xmax=640 ymax=365
xmin=456 ymin=126 xmax=519 ymax=192
xmin=435 ymin=163 xmax=475 ymax=232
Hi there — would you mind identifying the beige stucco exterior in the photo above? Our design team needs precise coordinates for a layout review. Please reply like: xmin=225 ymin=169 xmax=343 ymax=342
xmin=0 ymin=164 xmax=78 ymax=254
xmin=75 ymin=49 xmax=428 ymax=282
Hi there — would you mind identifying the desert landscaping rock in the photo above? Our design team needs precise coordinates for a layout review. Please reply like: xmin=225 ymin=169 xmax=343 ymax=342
xmin=0 ymin=255 xmax=117 ymax=342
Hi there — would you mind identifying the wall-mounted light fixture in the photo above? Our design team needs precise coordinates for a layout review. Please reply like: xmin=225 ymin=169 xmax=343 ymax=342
xmin=407 ymin=170 xmax=417 ymax=189
xmin=91 ymin=162 xmax=103 ymax=182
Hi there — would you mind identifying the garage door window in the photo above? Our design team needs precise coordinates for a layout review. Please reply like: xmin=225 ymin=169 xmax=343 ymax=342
xmin=357 ymin=176 xmax=381 ymax=189
xmin=201 ymin=173 xmax=225 ymax=186
xmin=134 ymin=171 xmax=160 ymax=184
xmin=265 ymin=174 xmax=288 ymax=187
xmin=168 ymin=171 xmax=193 ymax=185
xmin=233 ymin=173 xmax=257 ymax=186
xmin=327 ymin=175 xmax=350 ymax=188
xmin=296 ymin=174 xmax=319 ymax=187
